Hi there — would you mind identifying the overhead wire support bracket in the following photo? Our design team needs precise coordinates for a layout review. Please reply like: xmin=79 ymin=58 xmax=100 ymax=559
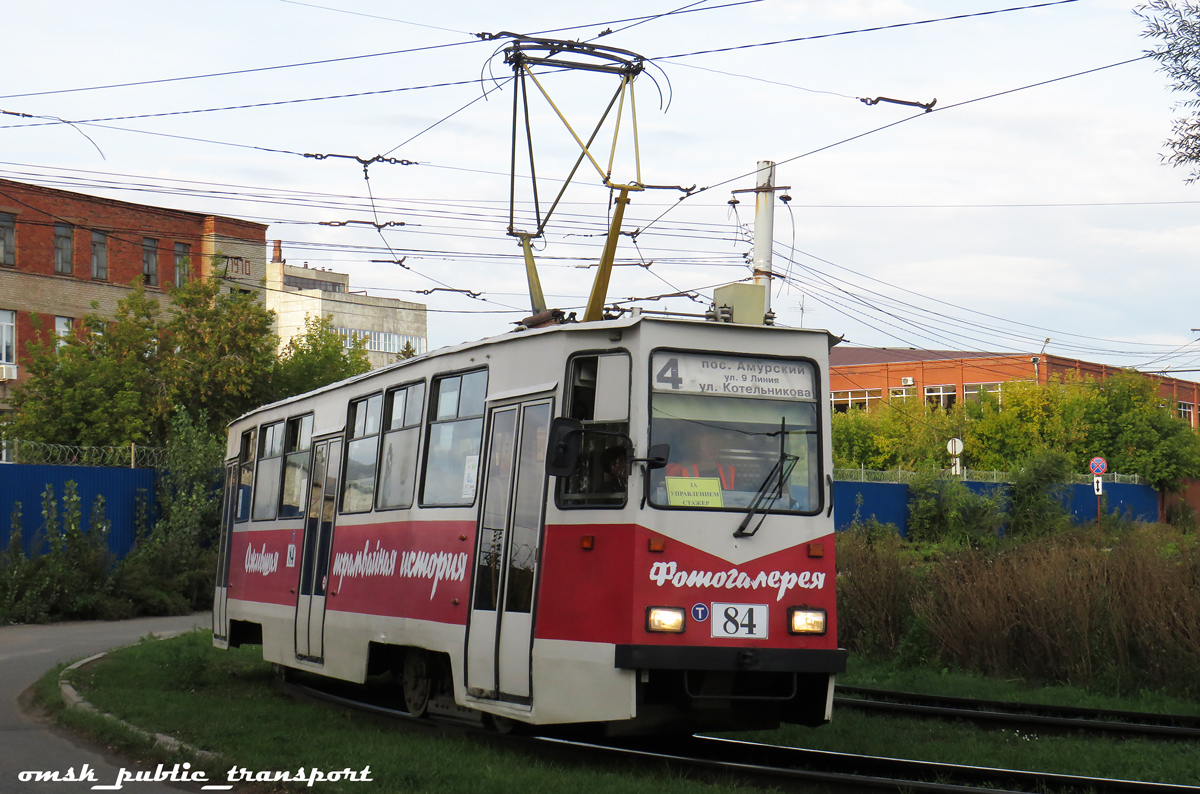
xmin=859 ymin=95 xmax=937 ymax=113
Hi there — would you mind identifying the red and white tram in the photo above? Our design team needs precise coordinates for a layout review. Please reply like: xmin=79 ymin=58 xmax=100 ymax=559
xmin=213 ymin=313 xmax=846 ymax=733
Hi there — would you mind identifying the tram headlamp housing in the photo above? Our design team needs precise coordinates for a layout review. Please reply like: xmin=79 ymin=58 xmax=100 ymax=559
xmin=788 ymin=607 xmax=827 ymax=635
xmin=645 ymin=606 xmax=686 ymax=633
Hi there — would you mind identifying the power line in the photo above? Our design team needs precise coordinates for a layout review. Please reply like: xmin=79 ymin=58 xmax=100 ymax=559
xmin=653 ymin=0 xmax=1080 ymax=60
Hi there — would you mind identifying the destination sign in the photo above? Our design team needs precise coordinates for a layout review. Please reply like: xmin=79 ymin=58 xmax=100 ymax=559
xmin=651 ymin=353 xmax=815 ymax=400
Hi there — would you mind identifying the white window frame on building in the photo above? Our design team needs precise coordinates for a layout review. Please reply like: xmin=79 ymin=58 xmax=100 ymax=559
xmin=142 ymin=237 xmax=158 ymax=287
xmin=1178 ymin=402 xmax=1194 ymax=425
xmin=54 ymin=223 xmax=73 ymax=275
xmin=889 ymin=386 xmax=916 ymax=401
xmin=91 ymin=231 xmax=107 ymax=280
xmin=1 ymin=309 xmax=15 ymax=367
xmin=334 ymin=326 xmax=426 ymax=356
xmin=0 ymin=213 xmax=15 ymax=267
xmin=174 ymin=242 xmax=191 ymax=287
xmin=830 ymin=388 xmax=882 ymax=413
xmin=925 ymin=384 xmax=957 ymax=410
xmin=965 ymin=382 xmax=1002 ymax=403
xmin=54 ymin=316 xmax=73 ymax=348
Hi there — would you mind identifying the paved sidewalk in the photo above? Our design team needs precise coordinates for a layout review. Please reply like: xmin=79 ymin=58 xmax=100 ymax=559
xmin=0 ymin=614 xmax=211 ymax=794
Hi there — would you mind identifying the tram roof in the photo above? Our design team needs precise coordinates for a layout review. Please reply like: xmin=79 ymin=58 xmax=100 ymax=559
xmin=229 ymin=314 xmax=837 ymax=427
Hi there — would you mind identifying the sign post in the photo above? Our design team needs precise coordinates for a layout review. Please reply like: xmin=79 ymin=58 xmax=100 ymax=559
xmin=947 ymin=438 xmax=964 ymax=477
xmin=1089 ymin=456 xmax=1107 ymax=526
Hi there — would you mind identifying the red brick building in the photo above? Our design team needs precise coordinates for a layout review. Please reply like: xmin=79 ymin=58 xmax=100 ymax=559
xmin=0 ymin=178 xmax=267 ymax=413
xmin=829 ymin=348 xmax=1200 ymax=428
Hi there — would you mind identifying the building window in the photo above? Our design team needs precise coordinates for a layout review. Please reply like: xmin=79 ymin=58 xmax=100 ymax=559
xmin=334 ymin=326 xmax=427 ymax=355
xmin=965 ymin=382 xmax=1002 ymax=402
xmin=1179 ymin=402 xmax=1194 ymax=425
xmin=0 ymin=213 xmax=14 ymax=267
xmin=421 ymin=370 xmax=487 ymax=506
xmin=142 ymin=238 xmax=158 ymax=287
xmin=54 ymin=316 xmax=73 ymax=348
xmin=54 ymin=223 xmax=73 ymax=275
xmin=889 ymin=386 xmax=915 ymax=401
xmin=342 ymin=393 xmax=383 ymax=513
xmin=174 ymin=242 xmax=191 ymax=287
xmin=925 ymin=384 xmax=957 ymax=410
xmin=284 ymin=274 xmax=346 ymax=293
xmin=91 ymin=231 xmax=107 ymax=280
xmin=376 ymin=382 xmax=426 ymax=511
xmin=0 ymin=309 xmax=15 ymax=365
xmin=830 ymin=389 xmax=882 ymax=413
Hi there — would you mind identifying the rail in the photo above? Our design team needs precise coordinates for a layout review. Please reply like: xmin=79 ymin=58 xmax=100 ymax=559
xmin=833 ymin=467 xmax=1141 ymax=485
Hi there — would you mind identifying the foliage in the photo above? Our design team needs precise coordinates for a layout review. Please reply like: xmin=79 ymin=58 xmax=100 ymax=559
xmin=271 ymin=313 xmax=370 ymax=401
xmin=1005 ymin=449 xmax=1074 ymax=539
xmin=836 ymin=523 xmax=1200 ymax=698
xmin=1139 ymin=0 xmax=1200 ymax=183
xmin=162 ymin=274 xmax=277 ymax=431
xmin=832 ymin=372 xmax=1200 ymax=492
xmin=905 ymin=469 xmax=1005 ymax=546
xmin=0 ymin=483 xmax=114 ymax=623
xmin=110 ymin=408 xmax=225 ymax=617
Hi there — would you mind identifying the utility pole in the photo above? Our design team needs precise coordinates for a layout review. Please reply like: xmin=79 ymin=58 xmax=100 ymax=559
xmin=753 ymin=160 xmax=776 ymax=316
xmin=731 ymin=160 xmax=790 ymax=323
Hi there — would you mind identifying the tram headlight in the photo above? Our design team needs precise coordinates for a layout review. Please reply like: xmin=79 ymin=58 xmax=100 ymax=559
xmin=645 ymin=606 xmax=686 ymax=633
xmin=788 ymin=607 xmax=827 ymax=635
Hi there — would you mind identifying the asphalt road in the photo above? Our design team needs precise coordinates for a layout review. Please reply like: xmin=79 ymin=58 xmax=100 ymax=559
xmin=0 ymin=614 xmax=212 ymax=794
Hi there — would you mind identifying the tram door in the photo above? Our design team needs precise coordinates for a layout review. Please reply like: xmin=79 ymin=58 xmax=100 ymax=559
xmin=212 ymin=463 xmax=238 ymax=643
xmin=295 ymin=439 xmax=342 ymax=662
xmin=466 ymin=399 xmax=552 ymax=702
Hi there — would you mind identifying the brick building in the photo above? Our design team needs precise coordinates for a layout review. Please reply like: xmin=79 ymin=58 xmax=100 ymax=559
xmin=0 ymin=178 xmax=267 ymax=413
xmin=829 ymin=347 xmax=1200 ymax=428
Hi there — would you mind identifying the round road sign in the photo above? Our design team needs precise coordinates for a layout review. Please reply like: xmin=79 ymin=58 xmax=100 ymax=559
xmin=946 ymin=438 xmax=964 ymax=456
xmin=1089 ymin=456 xmax=1107 ymax=475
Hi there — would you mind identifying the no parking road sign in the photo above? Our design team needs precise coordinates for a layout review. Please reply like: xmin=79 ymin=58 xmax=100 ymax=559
xmin=1089 ymin=456 xmax=1107 ymax=476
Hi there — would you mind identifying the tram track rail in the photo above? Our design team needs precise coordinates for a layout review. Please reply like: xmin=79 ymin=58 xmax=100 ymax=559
xmin=285 ymin=678 xmax=1200 ymax=794
xmin=835 ymin=686 xmax=1200 ymax=741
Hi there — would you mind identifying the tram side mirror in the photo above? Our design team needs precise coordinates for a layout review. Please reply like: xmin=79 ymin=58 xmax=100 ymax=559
xmin=642 ymin=444 xmax=670 ymax=470
xmin=546 ymin=417 xmax=584 ymax=477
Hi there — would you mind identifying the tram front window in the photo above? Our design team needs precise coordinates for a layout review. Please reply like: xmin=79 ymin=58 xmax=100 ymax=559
xmin=647 ymin=354 xmax=821 ymax=514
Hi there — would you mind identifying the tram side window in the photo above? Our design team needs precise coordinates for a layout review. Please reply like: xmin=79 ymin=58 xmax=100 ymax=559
xmin=421 ymin=369 xmax=488 ymax=506
xmin=377 ymin=382 xmax=426 ymax=510
xmin=342 ymin=393 xmax=382 ymax=513
xmin=252 ymin=422 xmax=285 ymax=520
xmin=235 ymin=428 xmax=256 ymax=522
xmin=556 ymin=353 xmax=630 ymax=508
xmin=279 ymin=414 xmax=314 ymax=518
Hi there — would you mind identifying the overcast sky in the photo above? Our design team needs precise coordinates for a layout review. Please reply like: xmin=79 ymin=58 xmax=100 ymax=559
xmin=4 ymin=0 xmax=1198 ymax=373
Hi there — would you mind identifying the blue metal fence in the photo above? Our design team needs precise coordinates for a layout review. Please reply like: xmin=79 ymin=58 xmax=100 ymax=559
xmin=833 ymin=479 xmax=1159 ymax=536
xmin=0 ymin=464 xmax=158 ymax=560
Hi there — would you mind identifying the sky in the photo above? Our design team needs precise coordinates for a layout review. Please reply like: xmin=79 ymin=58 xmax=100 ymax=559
xmin=4 ymin=0 xmax=1199 ymax=374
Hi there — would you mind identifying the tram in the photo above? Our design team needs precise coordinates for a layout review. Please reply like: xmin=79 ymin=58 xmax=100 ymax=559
xmin=213 ymin=310 xmax=846 ymax=733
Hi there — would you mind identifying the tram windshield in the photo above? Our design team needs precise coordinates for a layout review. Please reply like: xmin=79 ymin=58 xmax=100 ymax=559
xmin=648 ymin=353 xmax=821 ymax=514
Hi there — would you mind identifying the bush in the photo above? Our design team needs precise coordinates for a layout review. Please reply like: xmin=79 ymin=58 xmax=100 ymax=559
xmin=905 ymin=469 xmax=1004 ymax=546
xmin=836 ymin=521 xmax=918 ymax=657
xmin=1005 ymin=448 xmax=1073 ymax=539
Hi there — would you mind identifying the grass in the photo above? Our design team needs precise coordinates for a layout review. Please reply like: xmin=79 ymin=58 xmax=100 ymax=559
xmin=45 ymin=631 xmax=1200 ymax=790
xmin=736 ymin=654 xmax=1200 ymax=786
xmin=49 ymin=631 xmax=765 ymax=794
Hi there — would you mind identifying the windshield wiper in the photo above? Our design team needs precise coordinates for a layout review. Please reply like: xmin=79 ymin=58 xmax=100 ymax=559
xmin=733 ymin=451 xmax=798 ymax=538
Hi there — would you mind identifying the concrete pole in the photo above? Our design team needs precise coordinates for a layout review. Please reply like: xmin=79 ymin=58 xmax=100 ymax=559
xmin=752 ymin=160 xmax=776 ymax=315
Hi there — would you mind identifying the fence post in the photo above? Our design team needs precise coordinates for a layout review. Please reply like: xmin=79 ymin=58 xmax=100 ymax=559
xmin=130 ymin=442 xmax=135 ymax=469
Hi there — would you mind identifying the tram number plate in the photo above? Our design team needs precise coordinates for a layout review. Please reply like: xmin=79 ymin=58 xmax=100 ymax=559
xmin=711 ymin=603 xmax=768 ymax=639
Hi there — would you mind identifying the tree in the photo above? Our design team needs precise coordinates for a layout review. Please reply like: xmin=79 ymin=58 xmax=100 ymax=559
xmin=164 ymin=275 xmax=278 ymax=432
xmin=7 ymin=274 xmax=278 ymax=447
xmin=271 ymin=314 xmax=371 ymax=402
xmin=8 ymin=285 xmax=170 ymax=447
xmin=1139 ymin=1 xmax=1200 ymax=182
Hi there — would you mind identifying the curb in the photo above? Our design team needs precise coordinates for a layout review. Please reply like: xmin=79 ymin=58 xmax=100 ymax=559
xmin=58 ymin=631 xmax=222 ymax=763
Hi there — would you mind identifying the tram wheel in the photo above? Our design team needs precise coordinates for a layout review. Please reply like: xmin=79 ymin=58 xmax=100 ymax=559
xmin=402 ymin=649 xmax=433 ymax=718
